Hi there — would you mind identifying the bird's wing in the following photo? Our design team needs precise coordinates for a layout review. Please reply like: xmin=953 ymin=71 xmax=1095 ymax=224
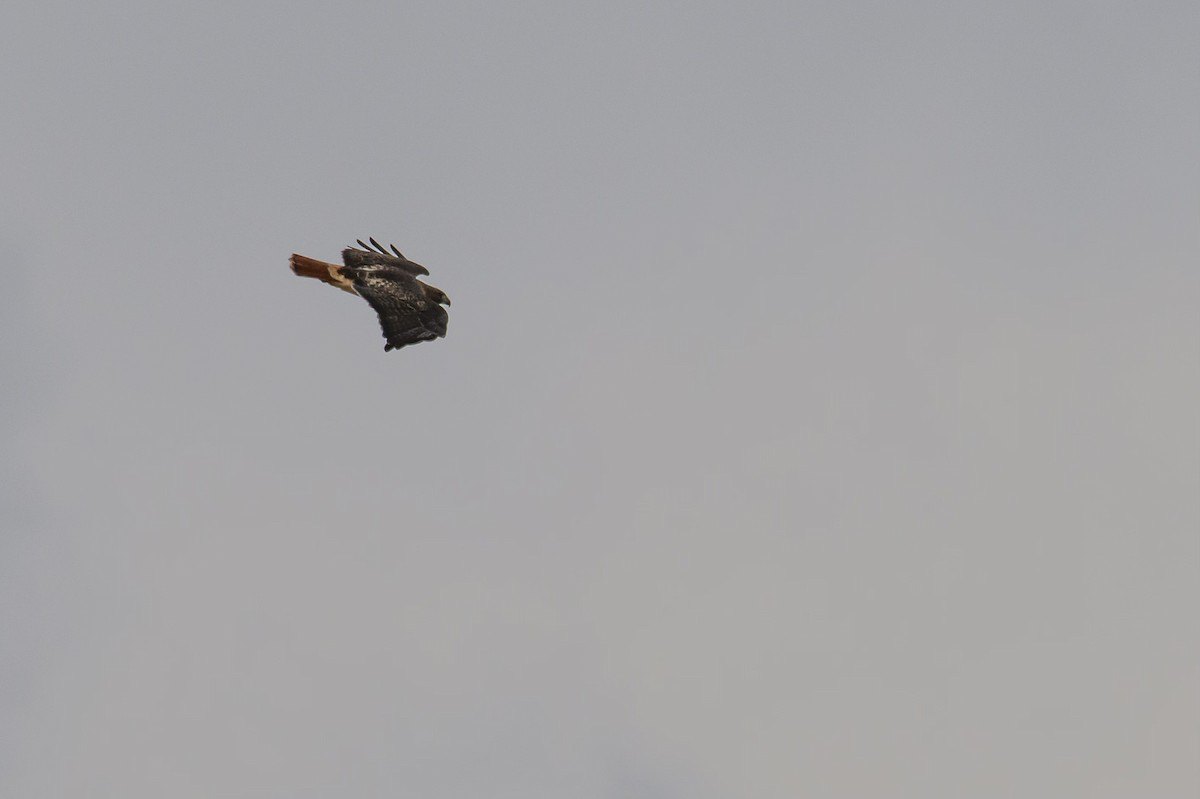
xmin=342 ymin=237 xmax=430 ymax=276
xmin=418 ymin=303 xmax=449 ymax=339
xmin=350 ymin=269 xmax=446 ymax=351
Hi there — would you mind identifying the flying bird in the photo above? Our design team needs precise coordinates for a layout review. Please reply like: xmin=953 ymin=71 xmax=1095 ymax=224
xmin=290 ymin=237 xmax=450 ymax=351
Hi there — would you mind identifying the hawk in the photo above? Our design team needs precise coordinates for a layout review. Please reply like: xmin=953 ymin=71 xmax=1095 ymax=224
xmin=290 ymin=238 xmax=451 ymax=351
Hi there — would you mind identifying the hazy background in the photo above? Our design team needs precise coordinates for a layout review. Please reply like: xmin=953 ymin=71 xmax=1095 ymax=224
xmin=2 ymin=1 xmax=1196 ymax=796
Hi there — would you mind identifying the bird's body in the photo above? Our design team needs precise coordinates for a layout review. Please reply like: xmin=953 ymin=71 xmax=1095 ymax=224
xmin=290 ymin=238 xmax=450 ymax=351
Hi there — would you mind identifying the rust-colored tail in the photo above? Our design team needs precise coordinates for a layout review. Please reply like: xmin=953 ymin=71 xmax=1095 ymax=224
xmin=290 ymin=253 xmax=356 ymax=293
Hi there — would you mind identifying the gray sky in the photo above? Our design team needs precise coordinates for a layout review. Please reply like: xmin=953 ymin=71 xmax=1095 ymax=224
xmin=2 ymin=1 xmax=1197 ymax=796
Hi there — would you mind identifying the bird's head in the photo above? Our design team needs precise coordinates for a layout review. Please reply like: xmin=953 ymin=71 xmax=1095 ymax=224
xmin=423 ymin=285 xmax=451 ymax=306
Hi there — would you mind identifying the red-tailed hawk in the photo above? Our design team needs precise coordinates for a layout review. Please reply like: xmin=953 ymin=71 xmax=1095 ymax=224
xmin=290 ymin=238 xmax=450 ymax=351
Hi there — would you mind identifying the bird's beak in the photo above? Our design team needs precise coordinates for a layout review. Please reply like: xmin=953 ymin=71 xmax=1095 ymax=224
xmin=443 ymin=296 xmax=452 ymax=306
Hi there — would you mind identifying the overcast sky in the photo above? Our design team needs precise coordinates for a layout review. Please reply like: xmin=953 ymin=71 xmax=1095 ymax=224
xmin=2 ymin=1 xmax=1197 ymax=796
